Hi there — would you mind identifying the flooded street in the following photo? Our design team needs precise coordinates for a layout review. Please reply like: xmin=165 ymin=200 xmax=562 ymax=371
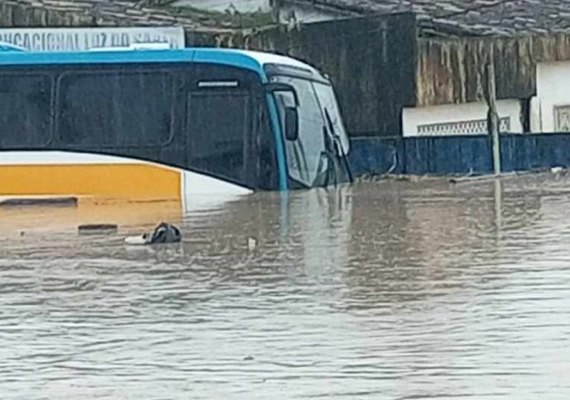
xmin=1 ymin=173 xmax=570 ymax=399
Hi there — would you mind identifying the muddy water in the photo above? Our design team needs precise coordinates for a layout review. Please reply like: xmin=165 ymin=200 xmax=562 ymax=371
xmin=1 ymin=174 xmax=570 ymax=399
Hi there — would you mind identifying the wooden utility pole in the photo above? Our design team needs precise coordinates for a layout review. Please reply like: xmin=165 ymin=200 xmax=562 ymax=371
xmin=486 ymin=55 xmax=501 ymax=176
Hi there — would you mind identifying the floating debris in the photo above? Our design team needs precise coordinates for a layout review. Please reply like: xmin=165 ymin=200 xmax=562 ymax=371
xmin=248 ymin=237 xmax=257 ymax=251
xmin=125 ymin=222 xmax=182 ymax=245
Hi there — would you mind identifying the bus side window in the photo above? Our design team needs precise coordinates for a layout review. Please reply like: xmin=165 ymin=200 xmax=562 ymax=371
xmin=0 ymin=74 xmax=52 ymax=149
xmin=186 ymin=90 xmax=251 ymax=186
xmin=57 ymin=71 xmax=173 ymax=147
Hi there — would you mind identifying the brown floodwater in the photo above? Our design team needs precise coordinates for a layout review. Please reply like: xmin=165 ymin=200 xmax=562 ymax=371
xmin=1 ymin=173 xmax=570 ymax=399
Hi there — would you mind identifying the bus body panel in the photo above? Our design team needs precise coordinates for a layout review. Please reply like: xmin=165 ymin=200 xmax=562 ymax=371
xmin=0 ymin=150 xmax=251 ymax=209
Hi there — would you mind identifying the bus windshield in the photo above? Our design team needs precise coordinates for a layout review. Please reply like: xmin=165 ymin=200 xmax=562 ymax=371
xmin=312 ymin=82 xmax=350 ymax=154
xmin=271 ymin=75 xmax=350 ymax=187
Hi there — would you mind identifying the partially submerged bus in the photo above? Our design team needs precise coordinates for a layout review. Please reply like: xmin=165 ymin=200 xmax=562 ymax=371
xmin=0 ymin=46 xmax=352 ymax=207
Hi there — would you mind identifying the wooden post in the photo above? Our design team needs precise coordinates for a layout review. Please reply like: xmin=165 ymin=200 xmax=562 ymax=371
xmin=486 ymin=57 xmax=501 ymax=176
xmin=494 ymin=178 xmax=502 ymax=234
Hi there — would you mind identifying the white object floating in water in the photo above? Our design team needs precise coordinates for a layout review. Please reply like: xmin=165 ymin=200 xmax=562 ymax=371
xmin=551 ymin=167 xmax=564 ymax=174
xmin=125 ymin=234 xmax=149 ymax=245
xmin=247 ymin=237 xmax=257 ymax=251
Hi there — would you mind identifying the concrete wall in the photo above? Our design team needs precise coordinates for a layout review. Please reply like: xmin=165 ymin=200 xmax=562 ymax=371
xmin=402 ymin=99 xmax=524 ymax=137
xmin=534 ymin=61 xmax=570 ymax=132
xmin=349 ymin=133 xmax=570 ymax=178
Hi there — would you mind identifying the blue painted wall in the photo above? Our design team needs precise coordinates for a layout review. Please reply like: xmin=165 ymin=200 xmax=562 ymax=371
xmin=349 ymin=133 xmax=570 ymax=177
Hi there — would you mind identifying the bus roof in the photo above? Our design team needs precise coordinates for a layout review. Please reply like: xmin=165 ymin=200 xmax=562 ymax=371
xmin=0 ymin=47 xmax=323 ymax=80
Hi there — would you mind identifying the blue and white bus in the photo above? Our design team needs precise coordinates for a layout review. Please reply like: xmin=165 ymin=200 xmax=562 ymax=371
xmin=0 ymin=46 xmax=352 ymax=207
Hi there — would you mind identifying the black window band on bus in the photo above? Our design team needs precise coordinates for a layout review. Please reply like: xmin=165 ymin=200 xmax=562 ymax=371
xmin=55 ymin=69 xmax=176 ymax=148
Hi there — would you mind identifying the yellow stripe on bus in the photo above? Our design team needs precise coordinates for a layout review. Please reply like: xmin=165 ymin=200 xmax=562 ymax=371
xmin=0 ymin=163 xmax=181 ymax=200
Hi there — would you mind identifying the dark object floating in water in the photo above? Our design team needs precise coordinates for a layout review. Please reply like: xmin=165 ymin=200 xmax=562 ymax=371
xmin=125 ymin=222 xmax=182 ymax=245
xmin=0 ymin=196 xmax=78 ymax=207
xmin=78 ymin=224 xmax=119 ymax=234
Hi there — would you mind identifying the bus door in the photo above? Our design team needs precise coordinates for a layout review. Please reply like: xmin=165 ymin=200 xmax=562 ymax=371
xmin=185 ymin=75 xmax=255 ymax=189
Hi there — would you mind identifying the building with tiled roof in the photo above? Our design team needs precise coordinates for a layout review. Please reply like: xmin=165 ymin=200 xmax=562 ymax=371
xmin=0 ymin=0 xmax=274 ymax=33
xmin=273 ymin=0 xmax=570 ymax=37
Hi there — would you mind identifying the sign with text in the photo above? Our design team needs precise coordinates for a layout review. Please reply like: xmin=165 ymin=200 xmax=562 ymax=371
xmin=0 ymin=27 xmax=185 ymax=52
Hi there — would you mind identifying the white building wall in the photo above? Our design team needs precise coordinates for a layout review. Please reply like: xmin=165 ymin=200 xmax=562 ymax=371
xmin=402 ymin=100 xmax=523 ymax=137
xmin=170 ymin=0 xmax=349 ymax=23
xmin=276 ymin=3 xmax=351 ymax=24
xmin=172 ymin=0 xmax=271 ymax=13
xmin=535 ymin=61 xmax=570 ymax=132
